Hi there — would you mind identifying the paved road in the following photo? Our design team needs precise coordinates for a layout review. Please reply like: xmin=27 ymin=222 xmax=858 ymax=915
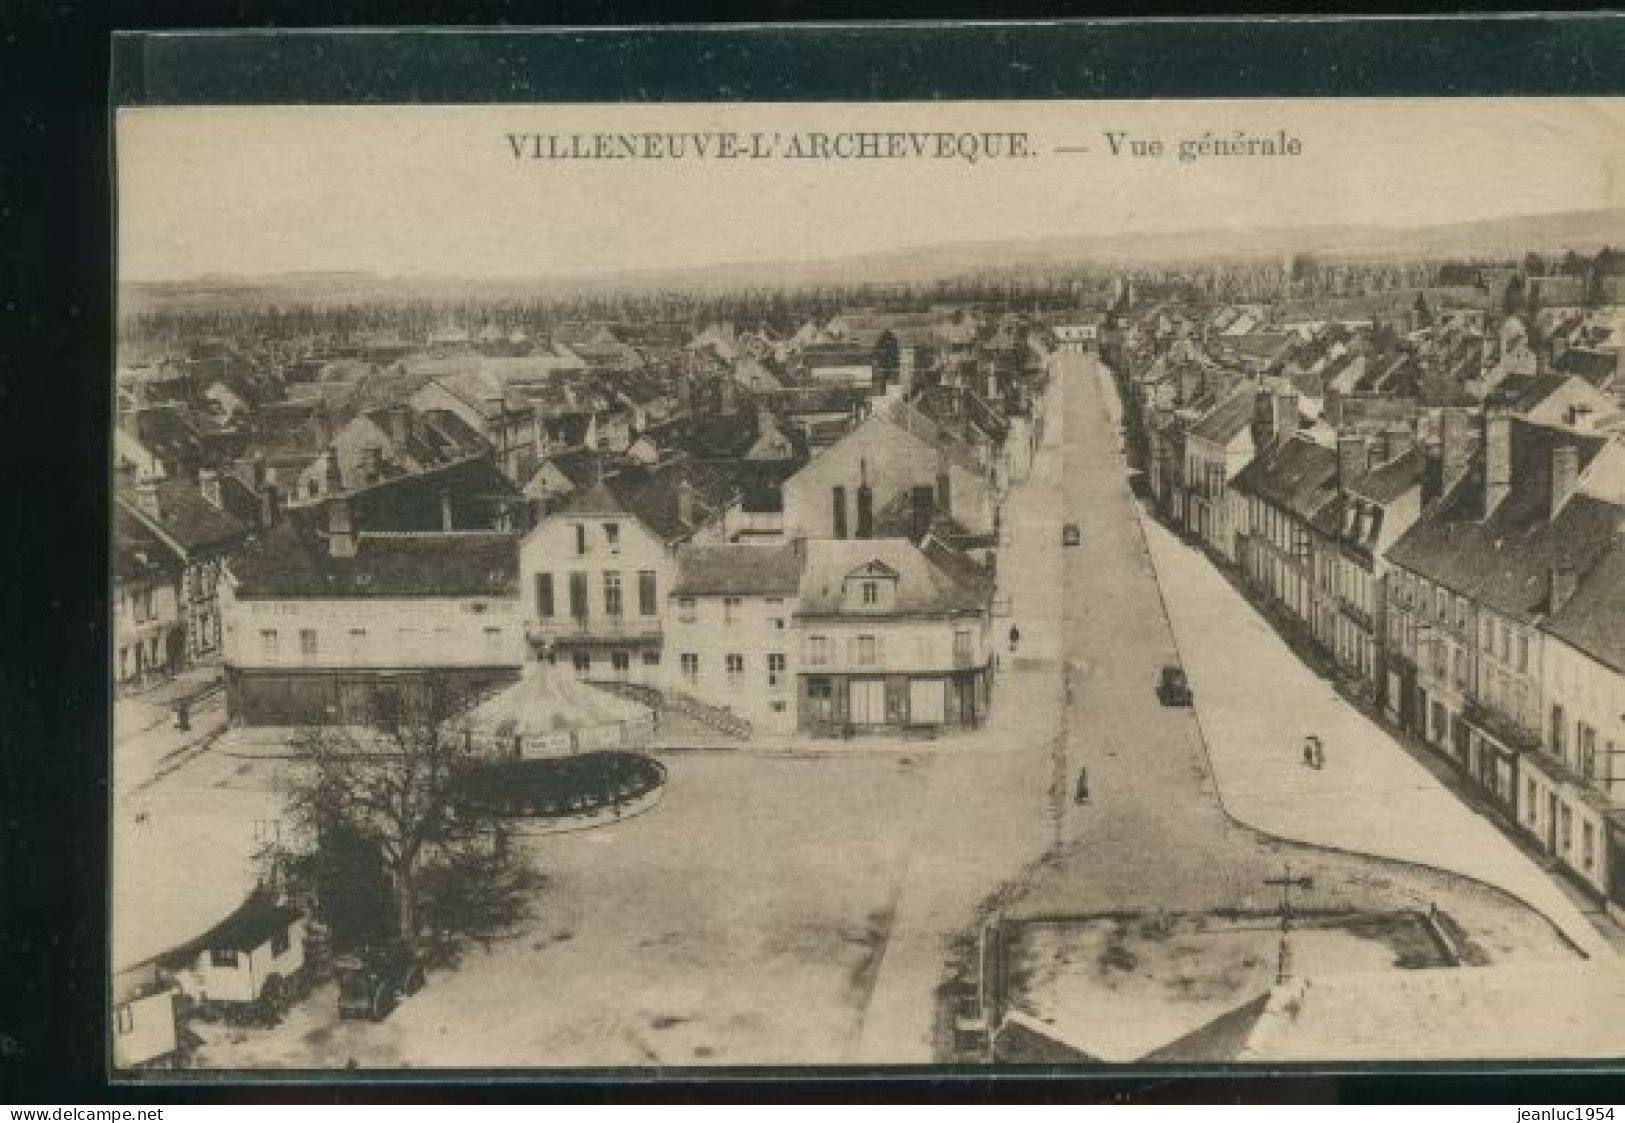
xmin=1011 ymin=350 xmax=1581 ymax=966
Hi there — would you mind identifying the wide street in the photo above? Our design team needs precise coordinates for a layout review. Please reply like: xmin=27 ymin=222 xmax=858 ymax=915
xmin=996 ymin=351 xmax=1593 ymax=1059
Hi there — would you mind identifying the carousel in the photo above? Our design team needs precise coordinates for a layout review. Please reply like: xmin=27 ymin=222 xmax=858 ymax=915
xmin=451 ymin=668 xmax=666 ymax=830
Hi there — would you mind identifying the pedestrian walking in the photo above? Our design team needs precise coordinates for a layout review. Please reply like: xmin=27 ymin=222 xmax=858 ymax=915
xmin=1302 ymin=736 xmax=1316 ymax=769
xmin=1074 ymin=767 xmax=1090 ymax=804
xmin=1314 ymin=739 xmax=1327 ymax=770
xmin=1009 ymin=624 xmax=1021 ymax=654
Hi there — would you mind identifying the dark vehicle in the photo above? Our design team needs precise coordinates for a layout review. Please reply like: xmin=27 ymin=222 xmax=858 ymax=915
xmin=336 ymin=944 xmax=426 ymax=1022
xmin=1062 ymin=523 xmax=1081 ymax=547
xmin=1156 ymin=664 xmax=1193 ymax=707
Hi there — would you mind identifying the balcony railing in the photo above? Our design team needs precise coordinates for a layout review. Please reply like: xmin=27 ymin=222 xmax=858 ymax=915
xmin=527 ymin=616 xmax=663 ymax=644
xmin=1461 ymin=698 xmax=1541 ymax=755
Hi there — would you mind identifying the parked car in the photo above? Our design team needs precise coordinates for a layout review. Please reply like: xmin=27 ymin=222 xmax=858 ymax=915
xmin=1062 ymin=523 xmax=1082 ymax=547
xmin=1156 ymin=664 xmax=1193 ymax=706
xmin=336 ymin=944 xmax=426 ymax=1022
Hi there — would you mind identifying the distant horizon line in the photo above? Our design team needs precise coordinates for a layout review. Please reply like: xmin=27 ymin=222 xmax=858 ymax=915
xmin=119 ymin=202 xmax=1625 ymax=288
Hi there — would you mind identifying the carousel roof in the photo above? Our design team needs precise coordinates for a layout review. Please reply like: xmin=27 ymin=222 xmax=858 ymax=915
xmin=459 ymin=667 xmax=653 ymax=741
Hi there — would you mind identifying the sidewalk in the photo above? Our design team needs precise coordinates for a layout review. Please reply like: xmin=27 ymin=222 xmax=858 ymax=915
xmin=1134 ymin=487 xmax=1612 ymax=960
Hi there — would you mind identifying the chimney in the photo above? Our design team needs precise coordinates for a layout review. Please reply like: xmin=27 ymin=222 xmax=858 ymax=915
xmin=1337 ymin=433 xmax=1371 ymax=488
xmin=198 ymin=467 xmax=222 ymax=509
xmin=856 ymin=458 xmax=874 ymax=539
xmin=134 ymin=475 xmax=162 ymax=520
xmin=326 ymin=494 xmax=357 ymax=558
xmin=1567 ymin=403 xmax=1595 ymax=432
xmin=234 ymin=453 xmax=267 ymax=492
xmin=1549 ymin=560 xmax=1578 ymax=613
xmin=936 ymin=458 xmax=953 ymax=518
xmin=1275 ymin=391 xmax=1299 ymax=445
xmin=322 ymin=447 xmax=343 ymax=495
xmin=383 ymin=404 xmax=411 ymax=447
xmin=1551 ymin=443 xmax=1580 ymax=520
xmin=1439 ymin=409 xmax=1475 ymax=490
xmin=676 ymin=478 xmax=695 ymax=528
xmin=1484 ymin=408 xmax=1512 ymax=517
xmin=1421 ymin=442 xmax=1444 ymax=506
xmin=910 ymin=485 xmax=934 ymax=542
xmin=440 ymin=487 xmax=455 ymax=532
xmin=363 ymin=445 xmax=385 ymax=483
xmin=258 ymin=483 xmax=280 ymax=530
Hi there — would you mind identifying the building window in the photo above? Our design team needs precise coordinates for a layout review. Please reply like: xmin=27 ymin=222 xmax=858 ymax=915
xmin=604 ymin=571 xmax=623 ymax=617
xmin=572 ymin=651 xmax=592 ymax=676
xmin=1517 ymin=633 xmax=1528 ymax=672
xmin=1561 ymin=804 xmax=1574 ymax=851
xmin=210 ymin=948 xmax=239 ymax=969
xmin=270 ymin=927 xmax=290 ymax=957
xmin=677 ymin=596 xmax=697 ymax=623
xmin=768 ymin=653 xmax=786 ymax=687
xmin=1579 ymin=723 xmax=1597 ymax=780
xmin=259 ymin=629 xmax=278 ymax=659
xmin=861 ymin=581 xmax=879 ymax=605
xmin=680 ymin=653 xmax=699 ymax=683
xmin=1527 ymin=778 xmax=1537 ymax=821
xmin=115 ymin=1004 xmax=134 ymax=1035
xmin=726 ymin=654 xmax=744 ymax=682
xmin=536 ymin=573 xmax=555 ymax=618
xmin=1551 ymin=704 xmax=1567 ymax=760
xmin=604 ymin=523 xmax=620 ymax=554
xmin=574 ymin=523 xmax=586 ymax=555
xmin=954 ymin=629 xmax=972 ymax=664
xmin=807 ymin=635 xmax=829 ymax=665
xmin=612 ymin=651 xmax=631 ymax=676
xmin=852 ymin=635 xmax=878 ymax=666
xmin=1583 ymin=822 xmax=1596 ymax=870
xmin=569 ymin=572 xmax=589 ymax=620
xmin=807 ymin=676 xmax=832 ymax=700
xmin=300 ymin=628 xmax=318 ymax=656
xmin=724 ymin=596 xmax=741 ymax=623
xmin=641 ymin=651 xmax=660 ymax=668
xmin=638 ymin=571 xmax=657 ymax=616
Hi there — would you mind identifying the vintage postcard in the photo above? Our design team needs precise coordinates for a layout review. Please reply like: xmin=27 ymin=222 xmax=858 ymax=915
xmin=111 ymin=97 xmax=1625 ymax=1073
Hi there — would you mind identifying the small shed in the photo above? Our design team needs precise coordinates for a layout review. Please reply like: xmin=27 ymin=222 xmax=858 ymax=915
xmin=157 ymin=890 xmax=306 ymax=1007
xmin=112 ymin=961 xmax=182 ymax=1070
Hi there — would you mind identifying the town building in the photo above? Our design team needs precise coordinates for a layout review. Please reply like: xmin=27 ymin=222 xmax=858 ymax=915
xmin=117 ymin=469 xmax=260 ymax=669
xmin=792 ymin=537 xmax=995 ymax=736
xmin=1386 ymin=415 xmax=1615 ymax=827
xmin=220 ymin=497 xmax=524 ymax=725
xmin=114 ymin=508 xmax=185 ymax=687
xmin=667 ymin=542 xmax=805 ymax=734
xmin=782 ymin=399 xmax=997 ymax=542
xmin=518 ymin=482 xmax=672 ymax=686
xmin=1181 ymin=385 xmax=1258 ymax=562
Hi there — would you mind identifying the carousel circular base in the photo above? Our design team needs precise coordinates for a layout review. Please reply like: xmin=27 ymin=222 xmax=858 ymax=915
xmin=458 ymin=751 xmax=668 ymax=834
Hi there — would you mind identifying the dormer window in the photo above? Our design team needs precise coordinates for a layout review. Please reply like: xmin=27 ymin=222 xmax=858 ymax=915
xmin=842 ymin=561 xmax=899 ymax=612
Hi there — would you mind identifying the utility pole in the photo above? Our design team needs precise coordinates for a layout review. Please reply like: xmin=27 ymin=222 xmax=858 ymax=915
xmin=1263 ymin=864 xmax=1314 ymax=986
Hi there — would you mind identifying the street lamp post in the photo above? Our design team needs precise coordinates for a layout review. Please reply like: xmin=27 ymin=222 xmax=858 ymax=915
xmin=1263 ymin=864 xmax=1314 ymax=986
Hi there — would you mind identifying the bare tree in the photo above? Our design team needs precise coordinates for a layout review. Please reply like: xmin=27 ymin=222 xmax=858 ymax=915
xmin=282 ymin=683 xmax=527 ymax=953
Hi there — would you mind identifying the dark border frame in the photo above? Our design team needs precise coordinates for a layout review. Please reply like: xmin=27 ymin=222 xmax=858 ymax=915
xmin=5 ymin=9 xmax=1625 ymax=1102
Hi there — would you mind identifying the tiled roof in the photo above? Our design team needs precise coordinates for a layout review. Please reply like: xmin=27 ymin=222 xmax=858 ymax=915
xmin=228 ymin=514 xmax=519 ymax=599
xmin=673 ymin=542 xmax=804 ymax=597
xmin=1543 ymin=534 xmax=1625 ymax=673
xmin=796 ymin=537 xmax=991 ymax=617
xmin=123 ymin=406 xmax=206 ymax=463
xmin=1232 ymin=435 xmax=1339 ymax=522
xmin=1187 ymin=386 xmax=1258 ymax=445
xmin=117 ymin=477 xmax=255 ymax=558
xmin=1346 ymin=444 xmax=1424 ymax=505
xmin=157 ymin=891 xmax=303 ymax=966
xmin=114 ymin=508 xmax=183 ymax=583
xmin=1387 ymin=419 xmax=1617 ymax=620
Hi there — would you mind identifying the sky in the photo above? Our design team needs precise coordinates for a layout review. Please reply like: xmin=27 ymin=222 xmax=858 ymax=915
xmin=117 ymin=99 xmax=1625 ymax=282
